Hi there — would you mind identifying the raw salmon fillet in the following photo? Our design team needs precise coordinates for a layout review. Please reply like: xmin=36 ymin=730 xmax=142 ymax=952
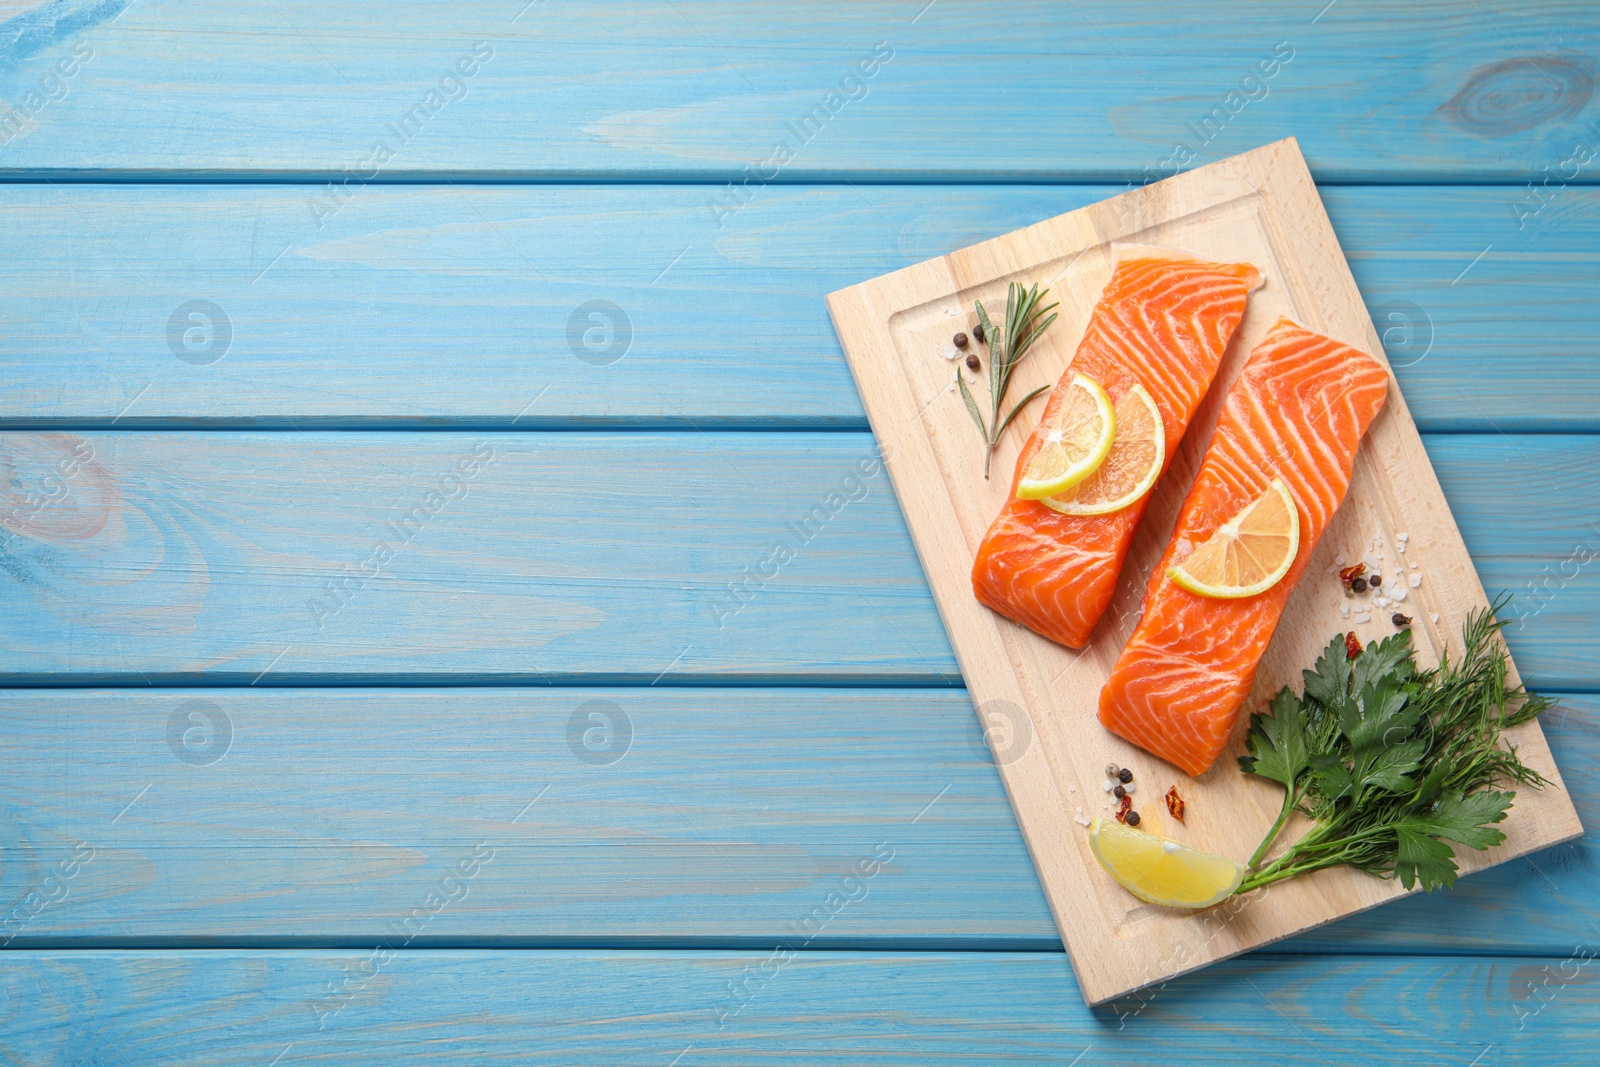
xmin=971 ymin=247 xmax=1262 ymax=649
xmin=1099 ymin=319 xmax=1390 ymax=776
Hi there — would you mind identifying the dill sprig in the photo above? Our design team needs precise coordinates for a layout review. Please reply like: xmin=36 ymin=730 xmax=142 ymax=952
xmin=1236 ymin=599 xmax=1551 ymax=895
xmin=957 ymin=282 xmax=1058 ymax=477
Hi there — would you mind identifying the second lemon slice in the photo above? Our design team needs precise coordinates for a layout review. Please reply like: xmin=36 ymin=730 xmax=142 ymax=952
xmin=1015 ymin=374 xmax=1115 ymax=500
xmin=1089 ymin=818 xmax=1245 ymax=908
xmin=1042 ymin=384 xmax=1164 ymax=516
xmin=1168 ymin=478 xmax=1300 ymax=599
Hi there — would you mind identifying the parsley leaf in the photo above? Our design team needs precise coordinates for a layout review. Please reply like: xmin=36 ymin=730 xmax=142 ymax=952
xmin=1398 ymin=790 xmax=1514 ymax=851
xmin=1238 ymin=687 xmax=1311 ymax=789
xmin=1392 ymin=790 xmax=1512 ymax=891
xmin=1393 ymin=826 xmax=1459 ymax=892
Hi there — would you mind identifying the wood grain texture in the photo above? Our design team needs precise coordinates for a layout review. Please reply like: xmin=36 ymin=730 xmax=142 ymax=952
xmin=827 ymin=140 xmax=1582 ymax=1003
xmin=0 ymin=1 xmax=1596 ymax=181
xmin=2 ymin=0 xmax=1595 ymax=1050
xmin=0 ymin=688 xmax=1593 ymax=956
xmin=2 ymin=430 xmax=1599 ymax=687
xmin=0 ymin=430 xmax=952 ymax=685
xmin=0 ymin=184 xmax=1595 ymax=430
xmin=2 ymin=950 xmax=1596 ymax=1064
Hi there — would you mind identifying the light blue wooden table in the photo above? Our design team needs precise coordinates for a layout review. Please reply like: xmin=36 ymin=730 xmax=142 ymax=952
xmin=2 ymin=1 xmax=1597 ymax=1062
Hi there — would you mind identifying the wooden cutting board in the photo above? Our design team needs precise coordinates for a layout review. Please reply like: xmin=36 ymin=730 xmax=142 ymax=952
xmin=826 ymin=138 xmax=1583 ymax=1006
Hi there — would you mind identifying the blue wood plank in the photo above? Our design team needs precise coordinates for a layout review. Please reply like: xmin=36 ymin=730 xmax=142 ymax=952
xmin=0 ymin=429 xmax=955 ymax=686
xmin=0 ymin=185 xmax=1595 ymax=431
xmin=2 ymin=950 xmax=1593 ymax=1062
xmin=0 ymin=1 xmax=1595 ymax=181
xmin=0 ymin=687 xmax=1049 ymax=948
xmin=0 ymin=0 xmax=1591 ymax=1055
xmin=1 ymin=431 xmax=1597 ymax=688
xmin=0 ymin=688 xmax=1591 ymax=956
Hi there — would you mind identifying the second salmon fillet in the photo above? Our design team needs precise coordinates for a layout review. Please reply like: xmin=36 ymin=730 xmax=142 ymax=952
xmin=1099 ymin=319 xmax=1390 ymax=776
xmin=972 ymin=247 xmax=1261 ymax=649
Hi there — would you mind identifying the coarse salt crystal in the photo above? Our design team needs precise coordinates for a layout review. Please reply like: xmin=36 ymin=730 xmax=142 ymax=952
xmin=942 ymin=343 xmax=961 ymax=360
xmin=1075 ymin=814 xmax=1092 ymax=827
xmin=1396 ymin=532 xmax=1408 ymax=542
xmin=1340 ymin=604 xmax=1350 ymax=619
xmin=1336 ymin=554 xmax=1348 ymax=567
xmin=1408 ymin=560 xmax=1419 ymax=570
xmin=1375 ymin=595 xmax=1391 ymax=608
xmin=1408 ymin=573 xmax=1422 ymax=588
xmin=1397 ymin=542 xmax=1406 ymax=554
xmin=1390 ymin=585 xmax=1407 ymax=602
xmin=1103 ymin=779 xmax=1117 ymax=792
xmin=1430 ymin=612 xmax=1440 ymax=624
xmin=1363 ymin=552 xmax=1383 ymax=571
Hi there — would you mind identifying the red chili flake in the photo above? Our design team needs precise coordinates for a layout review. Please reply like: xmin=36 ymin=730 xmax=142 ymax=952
xmin=1345 ymin=631 xmax=1362 ymax=660
xmin=1165 ymin=785 xmax=1186 ymax=823
xmin=1114 ymin=794 xmax=1134 ymax=823
xmin=1338 ymin=564 xmax=1366 ymax=588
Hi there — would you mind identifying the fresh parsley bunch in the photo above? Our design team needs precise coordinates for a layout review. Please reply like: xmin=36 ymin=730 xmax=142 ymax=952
xmin=1237 ymin=605 xmax=1551 ymax=894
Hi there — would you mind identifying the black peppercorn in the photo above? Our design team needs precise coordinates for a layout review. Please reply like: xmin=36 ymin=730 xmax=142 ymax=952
xmin=973 ymin=323 xmax=985 ymax=343
xmin=953 ymin=332 xmax=968 ymax=349
xmin=1125 ymin=811 xmax=1141 ymax=827
xmin=1351 ymin=576 xmax=1368 ymax=593
xmin=1369 ymin=574 xmax=1382 ymax=588
xmin=1117 ymin=768 xmax=1133 ymax=783
xmin=965 ymin=354 xmax=981 ymax=371
xmin=1113 ymin=784 xmax=1126 ymax=799
xmin=1392 ymin=612 xmax=1411 ymax=627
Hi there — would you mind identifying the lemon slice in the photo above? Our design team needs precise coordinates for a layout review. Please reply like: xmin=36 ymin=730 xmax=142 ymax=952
xmin=1015 ymin=374 xmax=1115 ymax=500
xmin=1168 ymin=478 xmax=1300 ymax=599
xmin=1089 ymin=818 xmax=1245 ymax=908
xmin=1041 ymin=384 xmax=1164 ymax=516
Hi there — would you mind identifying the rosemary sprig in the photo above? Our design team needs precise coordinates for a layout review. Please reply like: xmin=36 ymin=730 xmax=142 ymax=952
xmin=957 ymin=281 xmax=1058 ymax=477
xmin=1236 ymin=599 xmax=1551 ymax=895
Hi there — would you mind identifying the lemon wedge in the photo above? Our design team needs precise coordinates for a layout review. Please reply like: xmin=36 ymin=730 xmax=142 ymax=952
xmin=1015 ymin=374 xmax=1116 ymax=500
xmin=1168 ymin=478 xmax=1300 ymax=599
xmin=1041 ymin=384 xmax=1164 ymax=516
xmin=1089 ymin=818 xmax=1245 ymax=908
